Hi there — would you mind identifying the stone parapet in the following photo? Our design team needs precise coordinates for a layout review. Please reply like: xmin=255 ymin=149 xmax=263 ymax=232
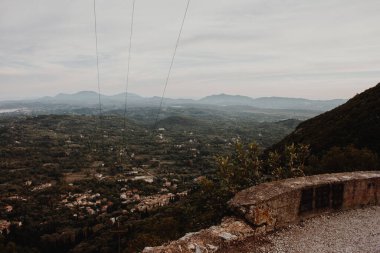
xmin=143 ymin=217 xmax=256 ymax=253
xmin=228 ymin=171 xmax=380 ymax=232
xmin=144 ymin=171 xmax=380 ymax=252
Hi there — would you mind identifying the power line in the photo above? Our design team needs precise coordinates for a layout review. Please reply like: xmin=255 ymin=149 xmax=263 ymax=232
xmin=93 ymin=0 xmax=103 ymax=118
xmin=93 ymin=0 xmax=105 ymax=154
xmin=153 ymin=0 xmax=191 ymax=130
xmin=123 ymin=0 xmax=136 ymax=146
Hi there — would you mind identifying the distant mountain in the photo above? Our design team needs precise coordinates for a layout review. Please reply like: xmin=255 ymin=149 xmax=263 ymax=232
xmin=250 ymin=97 xmax=345 ymax=111
xmin=109 ymin=92 xmax=142 ymax=100
xmin=199 ymin=94 xmax=255 ymax=106
xmin=198 ymin=94 xmax=345 ymax=111
xmin=274 ymin=83 xmax=380 ymax=155
xmin=40 ymin=91 xmax=101 ymax=104
xmin=0 ymin=91 xmax=346 ymax=112
xmin=57 ymin=91 xmax=99 ymax=99
xmin=38 ymin=91 xmax=144 ymax=105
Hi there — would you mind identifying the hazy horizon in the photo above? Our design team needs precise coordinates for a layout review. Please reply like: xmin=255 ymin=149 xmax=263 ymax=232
xmin=1 ymin=0 xmax=380 ymax=100
xmin=0 ymin=89 xmax=351 ymax=102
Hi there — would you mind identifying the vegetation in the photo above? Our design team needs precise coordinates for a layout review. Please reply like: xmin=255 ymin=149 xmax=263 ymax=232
xmin=216 ymin=142 xmax=264 ymax=193
xmin=312 ymin=145 xmax=380 ymax=174
xmin=121 ymin=141 xmax=312 ymax=252
xmin=1 ymin=83 xmax=379 ymax=253
xmin=269 ymin=143 xmax=309 ymax=180
xmin=216 ymin=142 xmax=310 ymax=193
xmin=272 ymin=83 xmax=380 ymax=174
xmin=275 ymin=83 xmax=380 ymax=157
xmin=0 ymin=109 xmax=300 ymax=253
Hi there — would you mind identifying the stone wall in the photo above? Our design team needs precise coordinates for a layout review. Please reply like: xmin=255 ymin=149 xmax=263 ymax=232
xmin=144 ymin=171 xmax=380 ymax=252
xmin=228 ymin=171 xmax=380 ymax=233
xmin=143 ymin=217 xmax=257 ymax=253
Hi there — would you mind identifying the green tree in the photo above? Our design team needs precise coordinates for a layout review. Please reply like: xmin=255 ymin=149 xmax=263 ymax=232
xmin=216 ymin=142 xmax=264 ymax=193
xmin=216 ymin=142 xmax=311 ymax=192
xmin=319 ymin=145 xmax=379 ymax=172
xmin=269 ymin=143 xmax=310 ymax=180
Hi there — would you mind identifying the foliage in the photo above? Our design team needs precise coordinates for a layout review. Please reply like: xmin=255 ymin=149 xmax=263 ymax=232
xmin=318 ymin=145 xmax=379 ymax=173
xmin=4 ymin=113 xmax=296 ymax=253
xmin=0 ymin=235 xmax=39 ymax=253
xmin=216 ymin=141 xmax=311 ymax=193
xmin=216 ymin=142 xmax=263 ymax=193
xmin=120 ymin=183 xmax=232 ymax=253
xmin=269 ymin=143 xmax=310 ymax=180
xmin=275 ymin=83 xmax=380 ymax=159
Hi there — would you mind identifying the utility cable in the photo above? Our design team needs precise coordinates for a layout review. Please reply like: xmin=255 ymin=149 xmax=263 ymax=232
xmin=123 ymin=0 xmax=136 ymax=147
xmin=152 ymin=0 xmax=191 ymax=131
xmin=93 ymin=0 xmax=105 ymax=155
xmin=93 ymin=0 xmax=103 ymax=118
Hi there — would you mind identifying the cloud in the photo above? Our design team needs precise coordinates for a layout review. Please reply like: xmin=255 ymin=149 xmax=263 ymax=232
xmin=0 ymin=0 xmax=379 ymax=100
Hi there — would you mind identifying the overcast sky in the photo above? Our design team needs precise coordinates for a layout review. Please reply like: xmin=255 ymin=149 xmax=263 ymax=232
xmin=1 ymin=0 xmax=380 ymax=100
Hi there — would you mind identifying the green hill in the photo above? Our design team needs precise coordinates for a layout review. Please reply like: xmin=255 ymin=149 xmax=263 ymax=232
xmin=274 ymin=83 xmax=380 ymax=156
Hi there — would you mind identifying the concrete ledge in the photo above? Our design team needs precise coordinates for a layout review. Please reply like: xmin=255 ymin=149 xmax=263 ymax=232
xmin=228 ymin=171 xmax=380 ymax=233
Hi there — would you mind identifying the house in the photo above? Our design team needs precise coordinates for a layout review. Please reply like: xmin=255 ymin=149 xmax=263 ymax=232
xmin=131 ymin=176 xmax=154 ymax=183
xmin=4 ymin=205 xmax=13 ymax=213
xmin=0 ymin=220 xmax=10 ymax=234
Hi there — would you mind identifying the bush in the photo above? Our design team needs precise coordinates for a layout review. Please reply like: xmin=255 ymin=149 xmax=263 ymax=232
xmin=216 ymin=142 xmax=311 ymax=193
xmin=269 ymin=143 xmax=310 ymax=180
xmin=319 ymin=145 xmax=379 ymax=172
xmin=216 ymin=142 xmax=263 ymax=193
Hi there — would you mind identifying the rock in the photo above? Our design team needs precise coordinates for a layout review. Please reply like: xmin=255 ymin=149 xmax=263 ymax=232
xmin=142 ymin=217 xmax=255 ymax=252
xmin=206 ymin=244 xmax=218 ymax=251
xmin=218 ymin=232 xmax=237 ymax=241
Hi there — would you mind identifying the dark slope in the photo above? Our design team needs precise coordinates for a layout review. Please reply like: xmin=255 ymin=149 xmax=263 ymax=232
xmin=273 ymin=83 xmax=380 ymax=155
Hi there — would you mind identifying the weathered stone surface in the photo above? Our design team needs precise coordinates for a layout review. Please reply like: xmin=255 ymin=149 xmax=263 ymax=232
xmin=144 ymin=172 xmax=380 ymax=252
xmin=229 ymin=171 xmax=380 ymax=233
xmin=229 ymin=171 xmax=380 ymax=208
xmin=142 ymin=217 xmax=256 ymax=253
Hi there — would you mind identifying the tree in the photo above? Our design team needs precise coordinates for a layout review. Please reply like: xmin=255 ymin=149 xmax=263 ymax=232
xmin=319 ymin=145 xmax=379 ymax=172
xmin=216 ymin=142 xmax=311 ymax=192
xmin=269 ymin=143 xmax=310 ymax=180
xmin=4 ymin=242 xmax=16 ymax=253
xmin=216 ymin=142 xmax=264 ymax=193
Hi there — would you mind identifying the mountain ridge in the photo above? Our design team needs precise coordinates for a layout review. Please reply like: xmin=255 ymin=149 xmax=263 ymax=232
xmin=0 ymin=91 xmax=347 ymax=112
xmin=273 ymin=82 xmax=380 ymax=155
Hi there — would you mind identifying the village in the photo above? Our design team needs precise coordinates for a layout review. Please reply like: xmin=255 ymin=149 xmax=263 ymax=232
xmin=0 ymin=112 xmax=298 ymax=252
xmin=0 ymin=150 xmax=193 ymax=238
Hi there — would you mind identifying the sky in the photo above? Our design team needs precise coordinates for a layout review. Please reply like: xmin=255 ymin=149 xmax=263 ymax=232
xmin=0 ymin=0 xmax=380 ymax=100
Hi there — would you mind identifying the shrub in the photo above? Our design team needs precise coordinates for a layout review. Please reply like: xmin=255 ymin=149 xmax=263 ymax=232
xmin=319 ymin=145 xmax=379 ymax=172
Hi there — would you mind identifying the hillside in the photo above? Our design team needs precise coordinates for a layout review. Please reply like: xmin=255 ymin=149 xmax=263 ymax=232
xmin=156 ymin=115 xmax=202 ymax=127
xmin=274 ymin=83 xmax=380 ymax=155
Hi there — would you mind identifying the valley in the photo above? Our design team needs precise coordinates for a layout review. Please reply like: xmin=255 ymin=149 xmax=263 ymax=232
xmin=0 ymin=106 xmax=301 ymax=253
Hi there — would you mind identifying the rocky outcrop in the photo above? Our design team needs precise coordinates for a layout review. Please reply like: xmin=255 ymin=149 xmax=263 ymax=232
xmin=143 ymin=217 xmax=256 ymax=253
